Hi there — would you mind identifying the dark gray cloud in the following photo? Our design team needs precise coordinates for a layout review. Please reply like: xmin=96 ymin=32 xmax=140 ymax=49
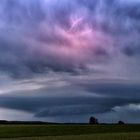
xmin=83 ymin=81 xmax=140 ymax=98
xmin=0 ymin=92 xmax=139 ymax=120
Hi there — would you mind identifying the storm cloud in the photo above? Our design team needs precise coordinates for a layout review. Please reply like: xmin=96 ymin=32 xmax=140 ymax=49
xmin=0 ymin=0 xmax=140 ymax=123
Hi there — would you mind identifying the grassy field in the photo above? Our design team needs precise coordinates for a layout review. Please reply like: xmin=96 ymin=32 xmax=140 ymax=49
xmin=0 ymin=124 xmax=139 ymax=140
xmin=1 ymin=133 xmax=140 ymax=140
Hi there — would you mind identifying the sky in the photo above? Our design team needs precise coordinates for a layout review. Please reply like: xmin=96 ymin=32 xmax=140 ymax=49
xmin=0 ymin=0 xmax=140 ymax=123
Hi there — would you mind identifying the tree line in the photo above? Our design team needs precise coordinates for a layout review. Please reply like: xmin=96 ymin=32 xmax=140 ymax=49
xmin=89 ymin=116 xmax=125 ymax=125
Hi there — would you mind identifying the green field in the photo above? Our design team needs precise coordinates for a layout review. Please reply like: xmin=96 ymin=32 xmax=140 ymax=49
xmin=0 ymin=125 xmax=140 ymax=140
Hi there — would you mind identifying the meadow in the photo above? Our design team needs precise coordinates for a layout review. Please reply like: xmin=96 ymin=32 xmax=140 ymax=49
xmin=0 ymin=124 xmax=139 ymax=140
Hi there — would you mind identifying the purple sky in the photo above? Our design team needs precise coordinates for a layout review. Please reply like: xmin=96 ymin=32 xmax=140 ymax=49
xmin=0 ymin=0 xmax=140 ymax=123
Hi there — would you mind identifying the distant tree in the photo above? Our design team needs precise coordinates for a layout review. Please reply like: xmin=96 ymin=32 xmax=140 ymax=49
xmin=89 ymin=116 xmax=99 ymax=124
xmin=118 ymin=121 xmax=125 ymax=125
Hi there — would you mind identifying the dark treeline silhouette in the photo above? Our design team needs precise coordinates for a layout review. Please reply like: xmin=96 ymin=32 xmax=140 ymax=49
xmin=0 ymin=118 xmax=126 ymax=125
xmin=89 ymin=116 xmax=99 ymax=124
xmin=0 ymin=120 xmax=7 ymax=124
xmin=118 ymin=121 xmax=125 ymax=125
xmin=0 ymin=120 xmax=58 ymax=125
xmin=89 ymin=116 xmax=126 ymax=125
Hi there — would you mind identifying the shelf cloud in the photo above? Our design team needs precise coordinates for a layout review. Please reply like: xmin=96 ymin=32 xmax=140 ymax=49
xmin=0 ymin=0 xmax=140 ymax=123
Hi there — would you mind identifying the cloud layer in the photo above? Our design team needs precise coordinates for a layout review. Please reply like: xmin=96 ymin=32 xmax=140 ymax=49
xmin=0 ymin=0 xmax=140 ymax=123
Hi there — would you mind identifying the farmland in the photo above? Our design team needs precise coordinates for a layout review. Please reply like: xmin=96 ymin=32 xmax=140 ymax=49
xmin=0 ymin=124 xmax=139 ymax=140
